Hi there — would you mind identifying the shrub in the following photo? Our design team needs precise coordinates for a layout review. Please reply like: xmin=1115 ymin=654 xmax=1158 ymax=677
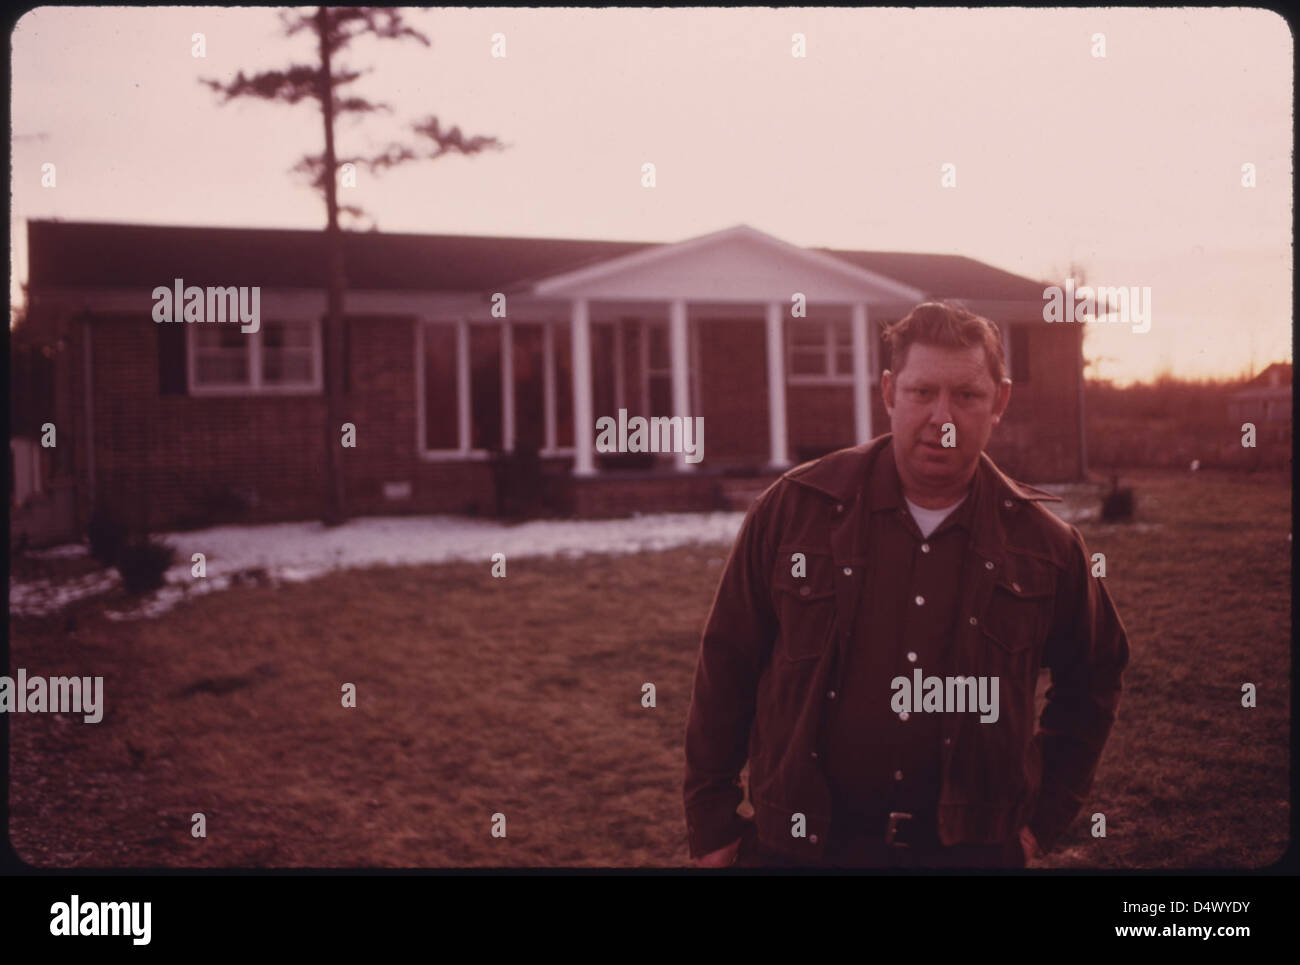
xmin=87 ymin=506 xmax=130 ymax=565
xmin=1100 ymin=475 xmax=1136 ymax=522
xmin=490 ymin=445 xmax=546 ymax=517
xmin=115 ymin=536 xmax=176 ymax=595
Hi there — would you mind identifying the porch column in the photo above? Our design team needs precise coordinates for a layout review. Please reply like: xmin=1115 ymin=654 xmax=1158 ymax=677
xmin=669 ymin=299 xmax=693 ymax=471
xmin=852 ymin=302 xmax=872 ymax=444
xmin=571 ymin=299 xmax=596 ymax=476
xmin=764 ymin=302 xmax=790 ymax=468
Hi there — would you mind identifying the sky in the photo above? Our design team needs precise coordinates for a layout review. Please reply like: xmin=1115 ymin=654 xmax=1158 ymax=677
xmin=10 ymin=6 xmax=1293 ymax=386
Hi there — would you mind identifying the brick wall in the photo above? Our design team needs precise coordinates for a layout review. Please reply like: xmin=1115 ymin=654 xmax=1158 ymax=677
xmin=566 ymin=472 xmax=723 ymax=517
xmin=84 ymin=313 xmax=499 ymax=530
xmin=985 ymin=321 xmax=1083 ymax=481
xmin=697 ymin=319 xmax=771 ymax=463
xmin=788 ymin=383 xmax=856 ymax=461
xmin=77 ymin=310 xmax=1083 ymax=531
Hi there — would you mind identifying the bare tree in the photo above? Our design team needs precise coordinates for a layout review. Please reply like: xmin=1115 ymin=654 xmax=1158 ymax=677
xmin=202 ymin=7 xmax=505 ymax=524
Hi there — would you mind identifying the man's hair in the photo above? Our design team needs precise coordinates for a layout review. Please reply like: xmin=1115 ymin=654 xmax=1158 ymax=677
xmin=883 ymin=302 xmax=1006 ymax=386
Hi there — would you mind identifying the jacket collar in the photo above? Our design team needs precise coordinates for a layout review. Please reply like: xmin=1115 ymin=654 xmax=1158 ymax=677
xmin=782 ymin=433 xmax=1062 ymax=508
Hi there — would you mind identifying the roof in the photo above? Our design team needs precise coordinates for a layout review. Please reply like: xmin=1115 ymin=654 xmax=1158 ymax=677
xmin=1230 ymin=362 xmax=1292 ymax=397
xmin=26 ymin=219 xmax=1050 ymax=303
xmin=812 ymin=248 xmax=1047 ymax=301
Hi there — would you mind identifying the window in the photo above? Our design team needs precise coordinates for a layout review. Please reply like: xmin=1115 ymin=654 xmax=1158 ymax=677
xmin=469 ymin=324 xmax=502 ymax=450
xmin=593 ymin=323 xmax=617 ymax=417
xmin=552 ymin=325 xmax=574 ymax=448
xmin=512 ymin=324 xmax=546 ymax=450
xmin=788 ymin=319 xmax=854 ymax=383
xmin=189 ymin=319 xmax=321 ymax=394
xmin=421 ymin=320 xmax=575 ymax=456
xmin=263 ymin=320 xmax=316 ymax=386
xmin=193 ymin=326 xmax=249 ymax=387
xmin=646 ymin=323 xmax=672 ymax=415
xmin=423 ymin=322 xmax=459 ymax=450
xmin=641 ymin=322 xmax=699 ymax=417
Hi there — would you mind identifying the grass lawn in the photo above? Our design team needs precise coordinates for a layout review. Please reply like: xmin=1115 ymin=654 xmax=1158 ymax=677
xmin=7 ymin=468 xmax=1290 ymax=868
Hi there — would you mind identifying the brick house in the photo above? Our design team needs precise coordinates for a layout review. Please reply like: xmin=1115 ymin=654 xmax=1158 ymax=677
xmin=1228 ymin=363 xmax=1292 ymax=426
xmin=20 ymin=220 xmax=1086 ymax=534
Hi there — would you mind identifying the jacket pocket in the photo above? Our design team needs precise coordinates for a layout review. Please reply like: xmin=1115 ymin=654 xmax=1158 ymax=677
xmin=770 ymin=545 xmax=838 ymax=662
xmin=979 ymin=559 xmax=1056 ymax=655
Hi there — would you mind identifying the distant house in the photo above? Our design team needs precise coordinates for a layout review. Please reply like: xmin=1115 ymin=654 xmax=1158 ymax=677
xmin=1228 ymin=363 xmax=1292 ymax=425
xmin=21 ymin=219 xmax=1087 ymax=533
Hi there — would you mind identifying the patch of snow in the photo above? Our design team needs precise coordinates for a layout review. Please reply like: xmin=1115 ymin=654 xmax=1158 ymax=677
xmin=9 ymin=569 xmax=120 ymax=617
xmin=23 ymin=543 xmax=91 ymax=560
xmin=16 ymin=511 xmax=747 ymax=621
xmin=14 ymin=504 xmax=1164 ymax=623
xmin=1033 ymin=482 xmax=1098 ymax=495
xmin=1046 ymin=504 xmax=1097 ymax=524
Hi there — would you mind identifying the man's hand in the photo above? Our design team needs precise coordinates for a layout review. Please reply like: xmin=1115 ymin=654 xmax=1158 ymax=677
xmin=1019 ymin=826 xmax=1041 ymax=864
xmin=694 ymin=836 xmax=742 ymax=868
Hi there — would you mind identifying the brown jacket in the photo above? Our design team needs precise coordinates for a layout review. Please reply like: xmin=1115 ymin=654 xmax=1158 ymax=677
xmin=683 ymin=434 xmax=1130 ymax=861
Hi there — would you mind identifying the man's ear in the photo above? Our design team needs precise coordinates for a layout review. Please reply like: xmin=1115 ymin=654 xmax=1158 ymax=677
xmin=991 ymin=378 xmax=1012 ymax=425
xmin=881 ymin=369 xmax=895 ymax=414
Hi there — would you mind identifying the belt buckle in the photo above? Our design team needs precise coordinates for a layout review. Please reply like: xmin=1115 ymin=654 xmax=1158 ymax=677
xmin=885 ymin=811 xmax=914 ymax=848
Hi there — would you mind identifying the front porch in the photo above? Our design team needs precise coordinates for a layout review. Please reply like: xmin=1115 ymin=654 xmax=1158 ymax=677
xmin=423 ymin=226 xmax=929 ymax=513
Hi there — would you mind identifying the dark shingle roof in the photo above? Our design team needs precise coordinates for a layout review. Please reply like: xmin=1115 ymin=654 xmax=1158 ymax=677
xmin=26 ymin=219 xmax=1047 ymax=301
xmin=815 ymin=249 xmax=1047 ymax=301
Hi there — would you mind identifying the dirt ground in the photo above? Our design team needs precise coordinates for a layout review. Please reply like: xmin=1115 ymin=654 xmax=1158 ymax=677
xmin=7 ymin=468 xmax=1290 ymax=868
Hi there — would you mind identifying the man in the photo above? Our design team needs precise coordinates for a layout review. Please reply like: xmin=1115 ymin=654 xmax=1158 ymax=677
xmin=683 ymin=301 xmax=1130 ymax=869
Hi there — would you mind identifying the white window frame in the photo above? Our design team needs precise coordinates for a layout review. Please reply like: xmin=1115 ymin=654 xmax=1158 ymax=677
xmin=417 ymin=317 xmax=575 ymax=461
xmin=787 ymin=318 xmax=854 ymax=386
xmin=187 ymin=318 xmax=323 ymax=396
xmin=639 ymin=319 xmax=701 ymax=416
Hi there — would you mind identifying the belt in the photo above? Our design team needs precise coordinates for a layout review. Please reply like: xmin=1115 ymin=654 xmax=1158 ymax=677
xmin=826 ymin=811 xmax=1019 ymax=868
xmin=833 ymin=810 xmax=940 ymax=849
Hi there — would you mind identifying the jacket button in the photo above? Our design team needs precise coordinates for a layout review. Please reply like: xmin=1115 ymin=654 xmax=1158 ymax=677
xmin=835 ymin=504 xmax=844 ymax=513
xmin=826 ymin=690 xmax=837 ymax=700
xmin=921 ymin=543 xmax=931 ymax=553
xmin=1004 ymin=499 xmax=1014 ymax=509
xmin=894 ymin=770 xmax=904 ymax=781
xmin=985 ymin=560 xmax=995 ymax=570
xmin=842 ymin=566 xmax=852 ymax=576
xmin=915 ymin=595 xmax=925 ymax=606
xmin=943 ymin=737 xmax=951 ymax=745
xmin=907 ymin=651 xmax=917 ymax=662
xmin=899 ymin=711 xmax=910 ymax=721
xmin=810 ymin=750 xmax=818 ymax=759
xmin=809 ymin=834 xmax=819 ymax=845
xmin=799 ymin=586 xmax=811 ymax=597
xmin=968 ymin=616 xmax=977 ymax=626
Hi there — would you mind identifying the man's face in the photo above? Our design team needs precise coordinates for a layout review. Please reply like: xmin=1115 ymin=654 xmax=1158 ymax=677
xmin=882 ymin=341 xmax=1011 ymax=500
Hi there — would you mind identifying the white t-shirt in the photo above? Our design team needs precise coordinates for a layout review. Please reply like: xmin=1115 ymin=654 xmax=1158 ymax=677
xmin=904 ymin=494 xmax=967 ymax=539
